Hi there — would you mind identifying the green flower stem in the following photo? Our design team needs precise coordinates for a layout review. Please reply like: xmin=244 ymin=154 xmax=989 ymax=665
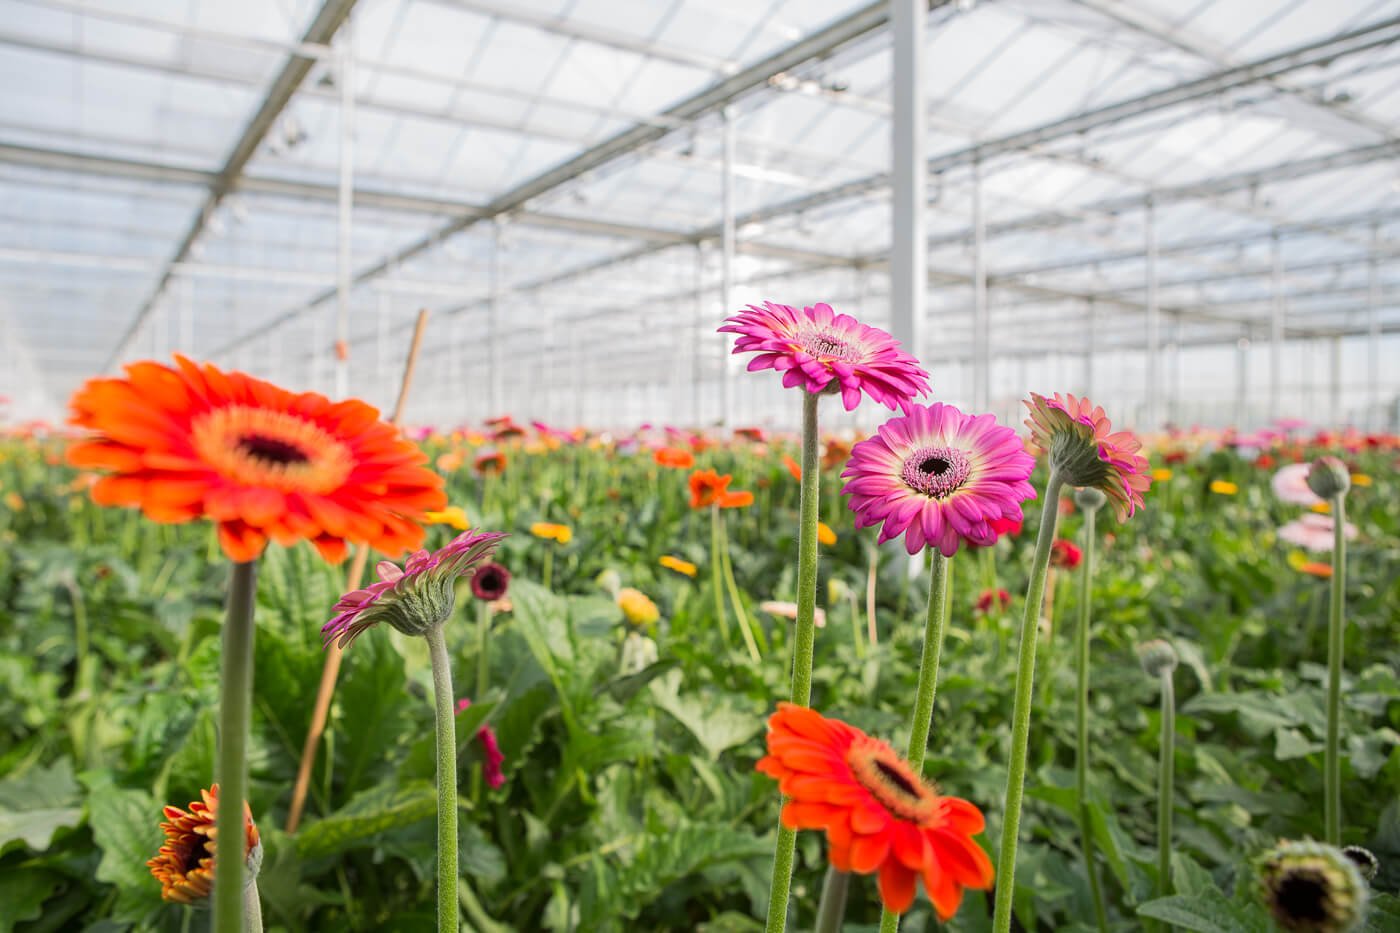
xmin=426 ymin=625 xmax=459 ymax=933
xmin=814 ymin=867 xmax=850 ymax=933
xmin=992 ymin=470 xmax=1065 ymax=933
xmin=718 ymin=513 xmax=764 ymax=661
xmin=542 ymin=547 xmax=553 ymax=591
xmin=710 ymin=505 xmax=734 ymax=650
xmin=1075 ymin=508 xmax=1109 ymax=933
xmin=1156 ymin=665 xmax=1175 ymax=908
xmin=879 ymin=550 xmax=952 ymax=933
xmin=764 ymin=389 xmax=822 ymax=933
xmin=848 ymin=592 xmax=865 ymax=660
xmin=244 ymin=879 xmax=264 ymax=933
xmin=1324 ymin=493 xmax=1347 ymax=845
xmin=214 ymin=560 xmax=258 ymax=933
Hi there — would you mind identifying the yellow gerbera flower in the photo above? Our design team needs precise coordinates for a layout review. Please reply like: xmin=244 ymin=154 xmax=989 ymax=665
xmin=659 ymin=555 xmax=698 ymax=578
xmin=530 ymin=522 xmax=573 ymax=544
xmin=424 ymin=506 xmax=470 ymax=530
xmin=1150 ymin=468 xmax=1173 ymax=482
xmin=616 ymin=587 xmax=660 ymax=627
xmin=1310 ymin=501 xmax=1332 ymax=515
xmin=1209 ymin=480 xmax=1238 ymax=495
xmin=1350 ymin=473 xmax=1372 ymax=487
xmin=817 ymin=522 xmax=837 ymax=546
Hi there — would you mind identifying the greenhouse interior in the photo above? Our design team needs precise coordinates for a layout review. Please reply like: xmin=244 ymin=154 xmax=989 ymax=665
xmin=1 ymin=0 xmax=1398 ymax=931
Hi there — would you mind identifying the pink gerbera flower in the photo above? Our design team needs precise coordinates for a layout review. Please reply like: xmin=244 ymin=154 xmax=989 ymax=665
xmin=321 ymin=529 xmax=507 ymax=647
xmin=719 ymin=301 xmax=930 ymax=410
xmin=456 ymin=698 xmax=506 ymax=789
xmin=1023 ymin=392 xmax=1150 ymax=522
xmin=842 ymin=403 xmax=1036 ymax=556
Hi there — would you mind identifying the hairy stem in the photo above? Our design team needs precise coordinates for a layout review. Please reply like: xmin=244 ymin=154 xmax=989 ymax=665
xmin=427 ymin=626 xmax=459 ymax=932
xmin=214 ymin=560 xmax=258 ymax=933
xmin=1076 ymin=507 xmax=1109 ymax=933
xmin=1324 ymin=493 xmax=1347 ymax=845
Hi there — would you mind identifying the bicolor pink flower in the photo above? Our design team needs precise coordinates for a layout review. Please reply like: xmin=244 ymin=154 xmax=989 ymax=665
xmin=842 ymin=403 xmax=1036 ymax=556
xmin=1272 ymin=463 xmax=1323 ymax=506
xmin=321 ymin=530 xmax=507 ymax=647
xmin=456 ymin=698 xmax=506 ymax=789
xmin=1024 ymin=392 xmax=1150 ymax=522
xmin=720 ymin=301 xmax=930 ymax=410
xmin=1278 ymin=513 xmax=1357 ymax=552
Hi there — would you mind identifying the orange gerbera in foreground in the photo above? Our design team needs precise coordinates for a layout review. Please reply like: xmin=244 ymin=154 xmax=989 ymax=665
xmin=68 ymin=356 xmax=445 ymax=563
xmin=147 ymin=784 xmax=261 ymax=904
xmin=756 ymin=703 xmax=994 ymax=918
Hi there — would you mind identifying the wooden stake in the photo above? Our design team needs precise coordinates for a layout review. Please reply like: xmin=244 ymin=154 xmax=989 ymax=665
xmin=286 ymin=310 xmax=430 ymax=833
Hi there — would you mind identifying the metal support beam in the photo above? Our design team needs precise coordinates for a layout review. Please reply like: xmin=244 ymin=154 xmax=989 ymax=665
xmin=720 ymin=109 xmax=736 ymax=428
xmin=1368 ymin=223 xmax=1382 ymax=429
xmin=889 ymin=0 xmax=926 ymax=358
xmin=1330 ymin=336 xmax=1343 ymax=426
xmin=1145 ymin=196 xmax=1160 ymax=428
xmin=335 ymin=28 xmax=355 ymax=398
xmin=972 ymin=157 xmax=988 ymax=409
xmin=488 ymin=220 xmax=504 ymax=417
xmin=102 ymin=0 xmax=360 ymax=371
xmin=1270 ymin=233 xmax=1284 ymax=423
xmin=1084 ymin=299 xmax=1095 ymax=398
xmin=1236 ymin=336 xmax=1251 ymax=427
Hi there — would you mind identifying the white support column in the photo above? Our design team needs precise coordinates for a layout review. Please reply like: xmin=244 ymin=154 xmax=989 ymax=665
xmin=1330 ymin=336 xmax=1342 ymax=426
xmin=1368 ymin=222 xmax=1381 ymax=429
xmin=972 ymin=157 xmax=988 ymax=410
xmin=1269 ymin=232 xmax=1284 ymax=423
xmin=719 ymin=109 xmax=736 ymax=428
xmin=890 ymin=0 xmax=926 ymax=360
xmin=335 ymin=25 xmax=355 ymax=399
xmin=488 ymin=219 xmax=504 ymax=418
xmin=1083 ymin=298 xmax=1095 ymax=397
xmin=375 ymin=292 xmax=388 ymax=403
xmin=1235 ymin=336 xmax=1250 ymax=428
xmin=693 ymin=242 xmax=705 ymax=427
xmin=179 ymin=277 xmax=194 ymax=354
xmin=1145 ymin=196 xmax=1160 ymax=428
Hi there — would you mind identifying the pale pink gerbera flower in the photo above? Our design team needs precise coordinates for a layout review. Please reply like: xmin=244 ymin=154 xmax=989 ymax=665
xmin=1278 ymin=513 xmax=1358 ymax=552
xmin=719 ymin=301 xmax=930 ymax=410
xmin=1024 ymin=392 xmax=1150 ymax=521
xmin=842 ymin=403 xmax=1036 ymax=556
xmin=322 ymin=529 xmax=507 ymax=647
xmin=456 ymin=698 xmax=506 ymax=789
xmin=1272 ymin=463 xmax=1323 ymax=506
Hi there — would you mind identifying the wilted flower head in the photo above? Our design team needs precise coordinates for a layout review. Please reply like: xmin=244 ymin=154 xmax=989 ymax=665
xmin=1257 ymin=839 xmax=1368 ymax=932
xmin=843 ymin=403 xmax=1035 ymax=556
xmin=720 ymin=301 xmax=931 ymax=410
xmin=1306 ymin=457 xmax=1351 ymax=500
xmin=470 ymin=561 xmax=510 ymax=601
xmin=147 ymin=785 xmax=261 ymax=905
xmin=321 ymin=529 xmax=507 ymax=647
xmin=456 ymin=698 xmax=506 ymax=789
xmin=1024 ymin=392 xmax=1150 ymax=521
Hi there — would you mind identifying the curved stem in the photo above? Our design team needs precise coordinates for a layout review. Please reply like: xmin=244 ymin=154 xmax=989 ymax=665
xmin=718 ymin=513 xmax=763 ymax=661
xmin=214 ymin=560 xmax=258 ymax=933
xmin=1157 ymin=668 xmax=1175 ymax=906
xmin=710 ymin=506 xmax=733 ymax=649
xmin=814 ymin=867 xmax=851 ymax=933
xmin=243 ymin=879 xmax=264 ymax=933
xmin=879 ymin=551 xmax=952 ymax=933
xmin=427 ymin=626 xmax=459 ymax=933
xmin=1075 ymin=508 xmax=1109 ymax=933
xmin=1324 ymin=493 xmax=1347 ymax=845
xmin=991 ymin=471 xmax=1064 ymax=933
xmin=764 ymin=389 xmax=821 ymax=933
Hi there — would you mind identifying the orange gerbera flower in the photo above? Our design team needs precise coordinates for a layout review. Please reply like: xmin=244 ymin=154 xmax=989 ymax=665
xmin=688 ymin=469 xmax=754 ymax=509
xmin=147 ymin=784 xmax=260 ymax=905
xmin=756 ymin=703 xmax=994 ymax=918
xmin=475 ymin=450 xmax=507 ymax=475
xmin=653 ymin=446 xmax=695 ymax=469
xmin=67 ymin=356 xmax=444 ymax=563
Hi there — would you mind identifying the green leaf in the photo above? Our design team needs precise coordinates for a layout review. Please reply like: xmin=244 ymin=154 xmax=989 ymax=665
xmin=1172 ymin=852 xmax=1220 ymax=899
xmin=0 ymin=869 xmax=63 ymax=933
xmin=1137 ymin=892 xmax=1269 ymax=933
xmin=1274 ymin=726 xmax=1323 ymax=760
xmin=296 ymin=781 xmax=436 ymax=861
xmin=0 ymin=758 xmax=82 ymax=854
xmin=84 ymin=777 xmax=165 ymax=924
xmin=650 ymin=671 xmax=762 ymax=760
xmin=1365 ymin=893 xmax=1400 ymax=932
xmin=595 ymin=657 xmax=680 ymax=703
xmin=1182 ymin=692 xmax=1301 ymax=733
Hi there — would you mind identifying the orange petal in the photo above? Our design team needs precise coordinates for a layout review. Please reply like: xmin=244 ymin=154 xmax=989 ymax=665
xmin=849 ymin=832 xmax=892 ymax=873
xmin=877 ymin=861 xmax=918 ymax=914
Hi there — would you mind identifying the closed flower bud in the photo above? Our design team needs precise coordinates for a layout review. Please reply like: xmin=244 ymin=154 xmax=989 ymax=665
xmin=1306 ymin=457 xmax=1351 ymax=500
xmin=1074 ymin=486 xmax=1108 ymax=513
xmin=1258 ymin=839 xmax=1368 ymax=933
xmin=1137 ymin=639 xmax=1178 ymax=677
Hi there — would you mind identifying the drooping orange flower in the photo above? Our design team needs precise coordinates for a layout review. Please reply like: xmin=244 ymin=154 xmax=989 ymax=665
xmin=475 ymin=449 xmax=507 ymax=475
xmin=688 ymin=469 xmax=753 ymax=509
xmin=67 ymin=356 xmax=444 ymax=563
xmin=653 ymin=446 xmax=695 ymax=469
xmin=147 ymin=784 xmax=260 ymax=905
xmin=756 ymin=703 xmax=993 ymax=918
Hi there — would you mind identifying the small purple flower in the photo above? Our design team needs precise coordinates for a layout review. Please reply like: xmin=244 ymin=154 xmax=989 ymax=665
xmin=842 ymin=403 xmax=1035 ymax=556
xmin=456 ymin=698 xmax=506 ymax=789
xmin=322 ymin=530 xmax=507 ymax=648
xmin=470 ymin=562 xmax=511 ymax=602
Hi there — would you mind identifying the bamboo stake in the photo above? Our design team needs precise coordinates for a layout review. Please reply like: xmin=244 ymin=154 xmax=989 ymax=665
xmin=286 ymin=310 xmax=430 ymax=832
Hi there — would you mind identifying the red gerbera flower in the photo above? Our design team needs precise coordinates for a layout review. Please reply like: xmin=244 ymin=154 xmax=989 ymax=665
xmin=67 ymin=356 xmax=444 ymax=563
xmin=653 ymin=446 xmax=695 ymax=469
xmin=1050 ymin=539 xmax=1082 ymax=569
xmin=688 ymin=469 xmax=753 ymax=509
xmin=756 ymin=703 xmax=994 ymax=918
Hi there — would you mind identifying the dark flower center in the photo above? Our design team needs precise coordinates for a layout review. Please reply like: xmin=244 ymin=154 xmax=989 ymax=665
xmin=848 ymin=744 xmax=938 ymax=822
xmin=178 ymin=836 xmax=212 ymax=875
xmin=798 ymin=329 xmax=860 ymax=362
xmin=875 ymin=759 xmax=920 ymax=801
xmin=1275 ymin=872 xmax=1329 ymax=923
xmin=901 ymin=446 xmax=972 ymax=499
xmin=238 ymin=433 xmax=311 ymax=466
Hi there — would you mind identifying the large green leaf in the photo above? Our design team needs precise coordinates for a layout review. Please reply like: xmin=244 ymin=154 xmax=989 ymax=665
xmin=0 ymin=869 xmax=63 ymax=933
xmin=296 ymin=781 xmax=436 ymax=861
xmin=1137 ymin=892 xmax=1269 ymax=933
xmin=0 ymin=758 xmax=82 ymax=854
xmin=650 ymin=670 xmax=762 ymax=760
xmin=84 ymin=777 xmax=165 ymax=924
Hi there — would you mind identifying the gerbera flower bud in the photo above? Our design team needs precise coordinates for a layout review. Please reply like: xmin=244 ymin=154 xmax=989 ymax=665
xmin=1342 ymin=846 xmax=1379 ymax=883
xmin=720 ymin=301 xmax=931 ymax=410
xmin=1306 ymin=457 xmax=1351 ymax=500
xmin=321 ymin=530 xmax=507 ymax=647
xmin=1024 ymin=392 xmax=1150 ymax=521
xmin=1074 ymin=487 xmax=1107 ymax=513
xmin=756 ymin=703 xmax=994 ymax=918
xmin=620 ymin=630 xmax=660 ymax=675
xmin=470 ymin=562 xmax=510 ymax=602
xmin=147 ymin=785 xmax=261 ymax=905
xmin=616 ymin=587 xmax=660 ymax=628
xmin=1258 ymin=840 xmax=1369 ymax=932
xmin=1137 ymin=639 xmax=1178 ymax=677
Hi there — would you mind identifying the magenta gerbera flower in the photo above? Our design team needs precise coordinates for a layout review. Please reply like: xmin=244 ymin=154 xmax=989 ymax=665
xmin=321 ymin=529 xmax=507 ymax=648
xmin=1023 ymin=392 xmax=1150 ymax=521
xmin=456 ymin=698 xmax=507 ymax=789
xmin=719 ymin=301 xmax=930 ymax=410
xmin=842 ymin=402 xmax=1036 ymax=556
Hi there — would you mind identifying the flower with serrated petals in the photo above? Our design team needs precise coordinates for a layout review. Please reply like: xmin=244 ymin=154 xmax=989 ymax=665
xmin=147 ymin=784 xmax=261 ymax=905
xmin=322 ymin=529 xmax=507 ymax=647
xmin=720 ymin=301 xmax=930 ymax=410
xmin=1023 ymin=392 xmax=1150 ymax=521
